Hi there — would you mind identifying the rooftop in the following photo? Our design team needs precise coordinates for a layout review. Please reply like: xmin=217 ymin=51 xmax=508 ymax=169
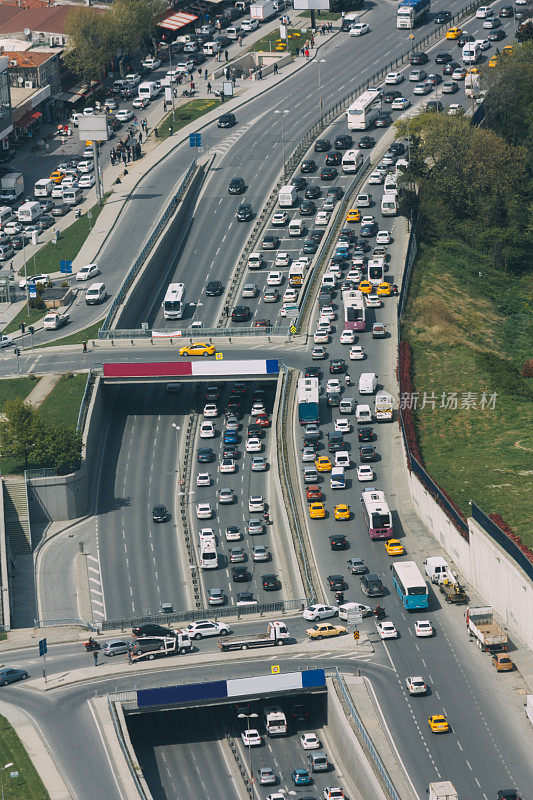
xmin=0 ymin=5 xmax=71 ymax=34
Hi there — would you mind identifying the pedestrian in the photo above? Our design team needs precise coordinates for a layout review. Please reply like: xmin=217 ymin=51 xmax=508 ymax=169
xmin=224 ymin=66 xmax=229 ymax=80
xmin=224 ymin=49 xmax=229 ymax=61
xmin=93 ymin=650 xmax=98 ymax=666
xmin=128 ymin=649 xmax=132 ymax=665
xmin=138 ymin=132 xmax=142 ymax=143
xmin=9 ymin=261 xmax=13 ymax=271
xmin=190 ymin=79 xmax=195 ymax=91
xmin=204 ymin=68 xmax=208 ymax=80
xmin=168 ymin=123 xmax=173 ymax=136
xmin=154 ymin=127 xmax=159 ymax=138
xmin=122 ymin=153 xmax=127 ymax=165
xmin=295 ymin=46 xmax=299 ymax=57
xmin=198 ymin=68 xmax=202 ymax=78
xmin=329 ymin=22 xmax=333 ymax=33
xmin=238 ymin=35 xmax=243 ymax=46
xmin=273 ymin=63 xmax=278 ymax=75
xmin=232 ymin=75 xmax=236 ymax=87
xmin=258 ymin=67 xmax=263 ymax=80
xmin=311 ymin=35 xmax=315 ymax=47
xmin=304 ymin=47 xmax=309 ymax=58
xmin=207 ymin=81 xmax=212 ymax=94
xmin=82 ymin=340 xmax=87 ymax=353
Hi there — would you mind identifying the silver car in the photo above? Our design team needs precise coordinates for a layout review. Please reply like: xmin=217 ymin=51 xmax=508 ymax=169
xmin=252 ymin=545 xmax=270 ymax=562
xmin=248 ymin=518 xmax=264 ymax=535
xmin=258 ymin=767 xmax=277 ymax=785
xmin=102 ymin=639 xmax=131 ymax=657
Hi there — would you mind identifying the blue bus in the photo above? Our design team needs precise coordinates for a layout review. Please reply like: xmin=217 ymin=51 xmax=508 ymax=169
xmin=391 ymin=561 xmax=429 ymax=610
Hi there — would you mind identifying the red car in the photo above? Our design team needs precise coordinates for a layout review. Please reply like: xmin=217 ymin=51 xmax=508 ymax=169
xmin=306 ymin=485 xmax=322 ymax=501
xmin=253 ymin=319 xmax=271 ymax=328
xmin=255 ymin=413 xmax=270 ymax=427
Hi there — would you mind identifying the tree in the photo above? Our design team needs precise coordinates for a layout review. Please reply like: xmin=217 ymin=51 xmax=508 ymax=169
xmin=0 ymin=398 xmax=40 ymax=470
xmin=110 ymin=0 xmax=166 ymax=59
xmin=64 ymin=6 xmax=116 ymax=84
xmin=35 ymin=424 xmax=82 ymax=476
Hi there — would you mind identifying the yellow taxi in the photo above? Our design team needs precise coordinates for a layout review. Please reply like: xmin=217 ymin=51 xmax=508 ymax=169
xmin=178 ymin=342 xmax=216 ymax=357
xmin=309 ymin=502 xmax=326 ymax=520
xmin=385 ymin=539 xmax=405 ymax=556
xmin=428 ymin=714 xmax=449 ymax=733
xmin=502 ymin=45 xmax=514 ymax=57
xmin=377 ymin=282 xmax=391 ymax=296
xmin=306 ymin=622 xmax=347 ymax=640
xmin=315 ymin=455 xmax=332 ymax=472
xmin=358 ymin=280 xmax=373 ymax=294
xmin=488 ymin=54 xmax=499 ymax=67
xmin=346 ymin=208 xmax=361 ymax=223
xmin=445 ymin=26 xmax=462 ymax=39
xmin=49 ymin=170 xmax=64 ymax=184
xmin=466 ymin=67 xmax=480 ymax=75
xmin=334 ymin=504 xmax=350 ymax=520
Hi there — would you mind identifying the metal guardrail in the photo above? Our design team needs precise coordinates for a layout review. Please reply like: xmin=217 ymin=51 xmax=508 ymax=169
xmin=25 ymin=468 xmax=56 ymax=479
xmin=76 ymin=368 xmax=95 ymax=433
xmin=99 ymin=161 xmax=197 ymax=335
xmin=107 ymin=696 xmax=150 ymax=800
xmin=108 ymin=691 xmax=137 ymax=703
xmin=180 ymin=412 xmax=203 ymax=608
xmin=471 ymin=502 xmax=533 ymax=580
xmin=100 ymin=325 xmax=292 ymax=339
xmin=97 ymin=597 xmax=308 ymax=632
xmin=34 ymin=617 xmax=96 ymax=629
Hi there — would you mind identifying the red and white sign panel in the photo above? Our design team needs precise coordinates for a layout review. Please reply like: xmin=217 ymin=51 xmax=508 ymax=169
xmin=158 ymin=12 xmax=198 ymax=30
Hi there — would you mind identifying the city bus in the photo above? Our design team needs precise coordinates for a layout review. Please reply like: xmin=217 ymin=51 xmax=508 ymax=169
xmin=298 ymin=377 xmax=319 ymax=425
xmin=397 ymin=0 xmax=431 ymax=29
xmin=346 ymin=90 xmax=382 ymax=131
xmin=162 ymin=283 xmax=186 ymax=320
xmin=360 ymin=488 xmax=393 ymax=540
xmin=342 ymin=289 xmax=366 ymax=332
xmin=391 ymin=561 xmax=429 ymax=610
xmin=289 ymin=263 xmax=304 ymax=287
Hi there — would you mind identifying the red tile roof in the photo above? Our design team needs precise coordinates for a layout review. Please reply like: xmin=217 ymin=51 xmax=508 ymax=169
xmin=0 ymin=5 xmax=71 ymax=34
xmin=4 ymin=49 xmax=54 ymax=66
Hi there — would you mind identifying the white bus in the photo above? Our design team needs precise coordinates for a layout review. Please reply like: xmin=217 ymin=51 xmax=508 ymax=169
xmin=367 ymin=258 xmax=385 ymax=286
xmin=199 ymin=529 xmax=218 ymax=570
xmin=341 ymin=149 xmax=363 ymax=173
xmin=346 ymin=90 xmax=382 ymax=130
xmin=361 ymin=488 xmax=393 ymax=540
xmin=397 ymin=0 xmax=431 ymax=29
xmin=162 ymin=283 xmax=186 ymax=320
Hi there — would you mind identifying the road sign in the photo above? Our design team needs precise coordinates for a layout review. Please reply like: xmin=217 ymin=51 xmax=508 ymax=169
xmin=271 ymin=665 xmax=280 ymax=674
xmin=9 ymin=772 xmax=18 ymax=779
xmin=346 ymin=610 xmax=363 ymax=624
xmin=189 ymin=132 xmax=201 ymax=147
xmin=60 ymin=259 xmax=73 ymax=274
xmin=28 ymin=282 xmax=37 ymax=299
xmin=290 ymin=325 xmax=297 ymax=334
xmin=215 ymin=353 xmax=223 ymax=360
xmin=38 ymin=637 xmax=47 ymax=657
xmin=353 ymin=630 xmax=360 ymax=641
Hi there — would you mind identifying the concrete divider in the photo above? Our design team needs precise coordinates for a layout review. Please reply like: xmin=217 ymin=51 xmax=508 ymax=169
xmin=0 ymin=479 xmax=11 ymax=630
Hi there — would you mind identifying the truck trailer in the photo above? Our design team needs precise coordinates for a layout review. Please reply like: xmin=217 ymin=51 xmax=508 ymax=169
xmin=250 ymin=1 xmax=277 ymax=22
xmin=428 ymin=782 xmax=458 ymax=800
xmin=218 ymin=620 xmax=289 ymax=651
xmin=466 ymin=606 xmax=508 ymax=652
xmin=130 ymin=633 xmax=192 ymax=662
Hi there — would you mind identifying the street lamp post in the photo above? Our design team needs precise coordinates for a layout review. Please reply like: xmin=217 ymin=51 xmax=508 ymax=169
xmin=171 ymin=422 xmax=181 ymax=483
xmin=0 ymin=763 xmax=13 ymax=800
xmin=316 ymin=58 xmax=326 ymax=120
xmin=274 ymin=109 xmax=289 ymax=179
xmin=237 ymin=712 xmax=258 ymax=785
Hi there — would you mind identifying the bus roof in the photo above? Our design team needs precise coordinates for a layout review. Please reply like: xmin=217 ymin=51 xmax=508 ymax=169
xmin=347 ymin=90 xmax=381 ymax=113
xmin=392 ymin=560 xmax=426 ymax=589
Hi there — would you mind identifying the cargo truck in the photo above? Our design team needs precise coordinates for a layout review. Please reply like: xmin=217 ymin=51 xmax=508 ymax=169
xmin=218 ymin=620 xmax=289 ymax=651
xmin=250 ymin=0 xmax=277 ymax=21
xmin=130 ymin=632 xmax=192 ymax=662
xmin=466 ymin=606 xmax=508 ymax=652
xmin=439 ymin=576 xmax=467 ymax=604
xmin=374 ymin=391 xmax=394 ymax=421
xmin=428 ymin=781 xmax=457 ymax=800
xmin=43 ymin=312 xmax=70 ymax=330
xmin=0 ymin=172 xmax=24 ymax=203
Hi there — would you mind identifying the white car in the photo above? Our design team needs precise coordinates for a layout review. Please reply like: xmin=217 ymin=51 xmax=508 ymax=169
xmin=18 ymin=273 xmax=50 ymax=289
xmin=385 ymin=71 xmax=404 ymax=84
xmin=391 ymin=97 xmax=411 ymax=110
xmin=350 ymin=345 xmax=365 ymax=360
xmin=315 ymin=211 xmax=329 ymax=226
xmin=203 ymin=403 xmax=218 ymax=417
xmin=142 ymin=57 xmax=161 ymax=70
xmin=349 ymin=22 xmax=369 ymax=35
xmin=115 ymin=109 xmax=134 ymax=122
xmin=335 ymin=451 xmax=350 ymax=468
xmin=219 ymin=458 xmax=236 ymax=473
xmin=414 ymin=619 xmax=433 ymax=637
xmin=302 ymin=447 xmax=316 ymax=462
xmin=338 ymin=602 xmax=372 ymax=621
xmin=267 ymin=270 xmax=283 ymax=286
xmin=249 ymin=495 xmax=264 ymax=512
xmin=340 ymin=329 xmax=355 ymax=344
xmin=361 ymin=215 xmax=375 ymax=226
xmin=187 ymin=620 xmax=230 ymax=639
xmin=3 ymin=221 xmax=22 ymax=236
xmin=376 ymin=230 xmax=390 ymax=245
xmin=51 ymin=185 xmax=64 ymax=198
xmin=355 ymin=193 xmax=371 ymax=207
xmin=368 ymin=171 xmax=384 ymax=184
xmin=78 ymin=174 xmax=96 ymax=189
xmin=196 ymin=502 xmax=213 ymax=519
xmin=334 ymin=418 xmax=350 ymax=433
xmin=366 ymin=294 xmax=381 ymax=308
xmin=405 ymin=676 xmax=428 ymax=695
xmin=271 ymin=211 xmax=289 ymax=226
xmin=357 ymin=465 xmax=374 ymax=482
xmin=326 ymin=379 xmax=341 ymax=395
xmin=377 ymin=621 xmax=398 ymax=639
xmin=321 ymin=305 xmax=335 ymax=320
xmin=199 ymin=421 xmax=215 ymax=438
xmin=225 ymin=525 xmax=241 ymax=541
xmin=303 ymin=604 xmax=338 ymax=621
xmin=314 ymin=330 xmax=329 ymax=344
xmin=301 ymin=732 xmax=321 ymax=749
xmin=242 ymin=729 xmax=262 ymax=746
xmin=476 ymin=5 xmax=492 ymax=16
xmin=275 ymin=251 xmax=291 ymax=267
xmin=0 ymin=335 xmax=13 ymax=348
xmin=317 ymin=319 xmax=331 ymax=333
xmin=196 ymin=472 xmax=211 ymax=487
xmin=324 ymin=789 xmax=344 ymax=800
xmin=77 ymin=160 xmax=94 ymax=173
xmin=448 ymin=104 xmax=464 ymax=116
xmin=132 ymin=96 xmax=149 ymax=109
xmin=83 ymin=106 xmax=94 ymax=116
xmin=246 ymin=437 xmax=262 ymax=453
xmin=283 ymin=288 xmax=298 ymax=303
xmin=347 ymin=269 xmax=362 ymax=282
xmin=76 ymin=263 xmax=100 ymax=281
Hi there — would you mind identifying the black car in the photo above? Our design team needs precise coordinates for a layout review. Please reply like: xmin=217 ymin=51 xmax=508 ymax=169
xmin=358 ymin=427 xmax=374 ymax=442
xmin=325 ymin=151 xmax=342 ymax=166
xmin=218 ymin=112 xmax=236 ymax=128
xmin=262 ymin=574 xmax=281 ymax=591
xmin=488 ymin=29 xmax=506 ymax=41
xmin=388 ymin=142 xmax=405 ymax=156
xmin=11 ymin=235 xmax=31 ymax=250
xmin=152 ymin=504 xmax=168 ymax=522
xmin=309 ymin=230 xmax=324 ymax=241
xmin=37 ymin=198 xmax=54 ymax=212
xmin=361 ymin=573 xmax=384 ymax=597
xmin=236 ymin=202 xmax=252 ymax=221
xmin=206 ymin=280 xmax=223 ymax=296
xmin=197 ymin=447 xmax=215 ymax=462
xmin=339 ymin=227 xmax=357 ymax=242
xmin=215 ymin=35 xmax=232 ymax=47
xmin=228 ymin=177 xmax=245 ymax=194
xmin=374 ymin=113 xmax=392 ymax=128
xmin=132 ymin=623 xmax=174 ymax=638
xmin=236 ymin=591 xmax=255 ymax=604
xmin=442 ymin=61 xmax=460 ymax=75
xmin=327 ymin=574 xmax=345 ymax=591
xmin=383 ymin=90 xmax=401 ymax=104
xmin=247 ymin=423 xmax=264 ymax=438
xmin=496 ymin=792 xmax=521 ymax=800
xmin=359 ymin=445 xmax=377 ymax=462
xmin=329 ymin=359 xmax=345 ymax=374
xmin=328 ymin=433 xmax=345 ymax=452
xmin=358 ymin=136 xmax=375 ymax=149
xmin=434 ymin=10 xmax=451 ymax=23
xmin=38 ymin=215 xmax=55 ymax=230
xmin=320 ymin=167 xmax=337 ymax=180
xmin=314 ymin=138 xmax=330 ymax=152
xmin=232 ymin=305 xmax=250 ymax=322
xmin=334 ymin=134 xmax=352 ymax=150
xmin=232 ymin=566 xmax=249 ymax=582
xmin=305 ymin=185 xmax=321 ymax=199
xmin=425 ymin=100 xmax=443 ymax=112
xmin=327 ymin=185 xmax=343 ymax=201
xmin=299 ymin=200 xmax=316 ymax=216
xmin=189 ymin=52 xmax=206 ymax=65
xmin=109 ymin=118 xmax=123 ymax=133
xmin=51 ymin=202 xmax=69 ymax=217
xmin=499 ymin=6 xmax=513 ymax=16
xmin=301 ymin=159 xmax=316 ymax=173
xmin=329 ymin=534 xmax=349 ymax=551
xmin=457 ymin=34 xmax=474 ymax=46
xmin=303 ymin=239 xmax=318 ymax=254
xmin=435 ymin=51 xmax=452 ymax=63
xmin=292 ymin=177 xmax=307 ymax=191
xmin=409 ymin=51 xmax=428 ymax=65
xmin=262 ymin=234 xmax=280 ymax=249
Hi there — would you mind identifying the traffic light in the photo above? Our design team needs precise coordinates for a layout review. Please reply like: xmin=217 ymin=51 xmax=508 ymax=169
xmin=19 ymin=322 xmax=25 ymax=334
xmin=28 ymin=326 xmax=34 ymax=335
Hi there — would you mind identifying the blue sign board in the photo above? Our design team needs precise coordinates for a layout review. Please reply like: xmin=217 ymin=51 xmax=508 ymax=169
xmin=28 ymin=282 xmax=37 ymax=299
xmin=38 ymin=638 xmax=47 ymax=657
xmin=60 ymin=259 xmax=73 ymax=274
xmin=189 ymin=133 xmax=201 ymax=148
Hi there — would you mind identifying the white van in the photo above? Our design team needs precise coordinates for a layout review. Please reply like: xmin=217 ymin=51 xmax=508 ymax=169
xmin=288 ymin=218 xmax=304 ymax=236
xmin=462 ymin=42 xmax=482 ymax=64
xmin=17 ymin=201 xmax=43 ymax=224
xmin=226 ymin=26 xmax=242 ymax=40
xmin=384 ymin=173 xmax=398 ymax=194
xmin=278 ymin=184 xmax=298 ymax=208
xmin=138 ymin=81 xmax=159 ymax=101
xmin=62 ymin=186 xmax=84 ymax=206
xmin=355 ymin=404 xmax=372 ymax=424
xmin=34 ymin=178 xmax=54 ymax=197
xmin=0 ymin=206 xmax=14 ymax=226
xmin=381 ymin=194 xmax=397 ymax=216
xmin=330 ymin=467 xmax=345 ymax=489
xmin=203 ymin=41 xmax=221 ymax=56
xmin=339 ymin=397 xmax=355 ymax=414
xmin=85 ymin=282 xmax=107 ymax=305
xmin=341 ymin=150 xmax=363 ymax=174
xmin=321 ymin=273 xmax=336 ymax=289
xmin=359 ymin=372 xmax=377 ymax=394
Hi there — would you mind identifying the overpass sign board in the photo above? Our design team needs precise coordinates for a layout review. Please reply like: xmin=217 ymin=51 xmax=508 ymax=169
xmin=103 ymin=359 xmax=279 ymax=380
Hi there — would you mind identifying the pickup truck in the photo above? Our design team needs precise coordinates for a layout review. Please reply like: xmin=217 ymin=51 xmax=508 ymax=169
xmin=43 ymin=312 xmax=70 ymax=330
xmin=466 ymin=606 xmax=508 ymax=652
